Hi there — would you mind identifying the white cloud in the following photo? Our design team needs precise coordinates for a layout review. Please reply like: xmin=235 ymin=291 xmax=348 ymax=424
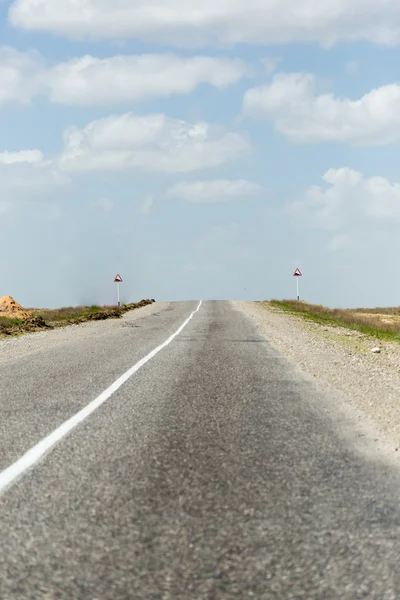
xmin=59 ymin=113 xmax=250 ymax=174
xmin=167 ymin=179 xmax=262 ymax=202
xmin=0 ymin=46 xmax=248 ymax=108
xmin=48 ymin=54 xmax=249 ymax=106
xmin=1 ymin=165 xmax=70 ymax=198
xmin=0 ymin=147 xmax=69 ymax=217
xmin=0 ymin=150 xmax=44 ymax=165
xmin=243 ymin=72 xmax=400 ymax=146
xmin=260 ymin=57 xmax=281 ymax=75
xmin=140 ymin=195 xmax=154 ymax=216
xmin=326 ymin=233 xmax=356 ymax=252
xmin=288 ymin=168 xmax=400 ymax=249
xmin=9 ymin=0 xmax=400 ymax=47
xmin=0 ymin=46 xmax=43 ymax=105
xmin=91 ymin=198 xmax=114 ymax=213
xmin=0 ymin=159 xmax=70 ymax=216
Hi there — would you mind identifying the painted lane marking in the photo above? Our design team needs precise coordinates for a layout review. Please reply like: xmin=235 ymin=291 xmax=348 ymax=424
xmin=0 ymin=301 xmax=203 ymax=496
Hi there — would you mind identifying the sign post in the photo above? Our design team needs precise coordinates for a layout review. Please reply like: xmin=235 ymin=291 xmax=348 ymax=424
xmin=293 ymin=268 xmax=302 ymax=301
xmin=114 ymin=274 xmax=123 ymax=306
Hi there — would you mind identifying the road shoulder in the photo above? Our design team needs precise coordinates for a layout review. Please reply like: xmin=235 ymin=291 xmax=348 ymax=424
xmin=233 ymin=300 xmax=400 ymax=465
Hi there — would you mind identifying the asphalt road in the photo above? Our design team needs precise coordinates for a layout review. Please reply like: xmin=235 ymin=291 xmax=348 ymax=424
xmin=0 ymin=300 xmax=400 ymax=599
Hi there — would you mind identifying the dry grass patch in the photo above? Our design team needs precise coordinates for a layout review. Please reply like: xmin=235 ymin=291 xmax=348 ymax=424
xmin=268 ymin=300 xmax=400 ymax=342
xmin=32 ymin=305 xmax=109 ymax=324
xmin=0 ymin=299 xmax=155 ymax=337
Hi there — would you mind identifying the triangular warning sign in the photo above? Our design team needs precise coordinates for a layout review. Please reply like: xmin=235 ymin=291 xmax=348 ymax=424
xmin=293 ymin=268 xmax=302 ymax=277
xmin=114 ymin=274 xmax=123 ymax=283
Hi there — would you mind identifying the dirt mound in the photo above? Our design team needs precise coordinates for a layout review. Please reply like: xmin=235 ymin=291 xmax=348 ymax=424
xmin=0 ymin=296 xmax=32 ymax=319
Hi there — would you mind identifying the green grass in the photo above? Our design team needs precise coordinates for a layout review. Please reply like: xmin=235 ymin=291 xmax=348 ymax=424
xmin=268 ymin=300 xmax=400 ymax=342
xmin=0 ymin=316 xmax=26 ymax=337
xmin=0 ymin=316 xmax=24 ymax=330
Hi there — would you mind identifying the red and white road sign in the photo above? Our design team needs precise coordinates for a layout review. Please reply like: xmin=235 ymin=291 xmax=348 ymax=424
xmin=114 ymin=274 xmax=123 ymax=283
xmin=293 ymin=268 xmax=303 ymax=277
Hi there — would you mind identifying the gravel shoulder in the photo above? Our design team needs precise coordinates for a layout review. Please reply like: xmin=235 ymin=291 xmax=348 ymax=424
xmin=233 ymin=301 xmax=400 ymax=462
xmin=0 ymin=302 xmax=170 ymax=364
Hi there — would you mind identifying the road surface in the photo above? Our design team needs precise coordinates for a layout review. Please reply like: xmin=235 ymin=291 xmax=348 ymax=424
xmin=0 ymin=301 xmax=399 ymax=599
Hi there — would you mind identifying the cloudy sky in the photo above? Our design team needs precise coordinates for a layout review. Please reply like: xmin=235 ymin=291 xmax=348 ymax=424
xmin=2 ymin=1 xmax=400 ymax=308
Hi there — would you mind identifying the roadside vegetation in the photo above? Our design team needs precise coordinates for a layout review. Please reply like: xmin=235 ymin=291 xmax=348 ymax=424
xmin=0 ymin=317 xmax=25 ymax=335
xmin=268 ymin=300 xmax=400 ymax=342
xmin=0 ymin=299 xmax=155 ymax=337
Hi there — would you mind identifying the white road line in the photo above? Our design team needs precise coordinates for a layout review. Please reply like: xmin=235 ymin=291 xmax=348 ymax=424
xmin=0 ymin=300 xmax=203 ymax=497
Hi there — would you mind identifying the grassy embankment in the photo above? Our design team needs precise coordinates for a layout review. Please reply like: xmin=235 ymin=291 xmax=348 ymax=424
xmin=268 ymin=300 xmax=400 ymax=342
xmin=0 ymin=299 xmax=155 ymax=337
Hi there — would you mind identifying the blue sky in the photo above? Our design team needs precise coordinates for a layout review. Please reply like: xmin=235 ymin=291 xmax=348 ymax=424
xmin=2 ymin=1 xmax=400 ymax=308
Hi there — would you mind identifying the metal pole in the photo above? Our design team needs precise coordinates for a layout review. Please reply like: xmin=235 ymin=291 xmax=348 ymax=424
xmin=297 ymin=277 xmax=299 ymax=301
xmin=117 ymin=282 xmax=120 ymax=307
